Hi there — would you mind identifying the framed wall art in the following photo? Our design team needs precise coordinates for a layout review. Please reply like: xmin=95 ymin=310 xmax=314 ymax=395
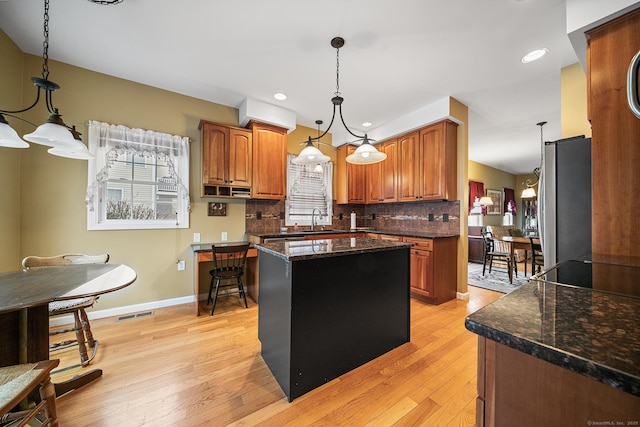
xmin=486 ymin=189 xmax=502 ymax=215
xmin=208 ymin=202 xmax=227 ymax=216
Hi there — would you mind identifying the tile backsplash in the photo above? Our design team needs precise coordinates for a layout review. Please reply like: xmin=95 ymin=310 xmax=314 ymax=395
xmin=246 ymin=200 xmax=460 ymax=235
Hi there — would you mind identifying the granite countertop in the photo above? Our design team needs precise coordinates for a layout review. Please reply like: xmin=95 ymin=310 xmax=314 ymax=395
xmin=465 ymin=276 xmax=640 ymax=396
xmin=255 ymin=237 xmax=412 ymax=261
xmin=246 ymin=229 xmax=459 ymax=239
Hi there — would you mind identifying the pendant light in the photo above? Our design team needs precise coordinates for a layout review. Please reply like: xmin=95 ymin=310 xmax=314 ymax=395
xmin=0 ymin=0 xmax=93 ymax=159
xmin=521 ymin=121 xmax=546 ymax=198
xmin=293 ymin=120 xmax=331 ymax=165
xmin=308 ymin=37 xmax=386 ymax=165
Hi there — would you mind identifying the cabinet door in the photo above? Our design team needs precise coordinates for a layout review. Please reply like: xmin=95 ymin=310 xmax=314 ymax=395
xmin=397 ymin=131 xmax=420 ymax=201
xmin=380 ymin=139 xmax=398 ymax=202
xmin=201 ymin=123 xmax=228 ymax=185
xmin=228 ymin=129 xmax=252 ymax=187
xmin=366 ymin=158 xmax=382 ymax=204
xmin=250 ymin=122 xmax=287 ymax=200
xmin=409 ymin=248 xmax=433 ymax=298
xmin=419 ymin=121 xmax=457 ymax=200
xmin=347 ymin=146 xmax=366 ymax=204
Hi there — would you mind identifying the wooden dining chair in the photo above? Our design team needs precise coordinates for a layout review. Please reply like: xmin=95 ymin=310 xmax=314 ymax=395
xmin=21 ymin=254 xmax=110 ymax=370
xmin=208 ymin=244 xmax=250 ymax=316
xmin=530 ymin=238 xmax=544 ymax=274
xmin=0 ymin=359 xmax=59 ymax=427
xmin=481 ymin=231 xmax=514 ymax=277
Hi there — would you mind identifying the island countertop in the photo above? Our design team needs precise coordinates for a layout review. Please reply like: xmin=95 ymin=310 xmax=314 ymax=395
xmin=465 ymin=260 xmax=640 ymax=397
xmin=255 ymin=237 xmax=412 ymax=261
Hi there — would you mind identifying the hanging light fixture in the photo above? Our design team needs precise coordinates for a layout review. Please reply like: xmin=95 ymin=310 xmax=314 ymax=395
xmin=306 ymin=37 xmax=386 ymax=165
xmin=292 ymin=120 xmax=331 ymax=165
xmin=521 ymin=121 xmax=546 ymax=198
xmin=0 ymin=0 xmax=93 ymax=159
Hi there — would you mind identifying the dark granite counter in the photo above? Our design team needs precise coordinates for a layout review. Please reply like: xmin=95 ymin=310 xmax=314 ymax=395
xmin=465 ymin=261 xmax=640 ymax=396
xmin=246 ymin=229 xmax=459 ymax=240
xmin=255 ymin=237 xmax=412 ymax=261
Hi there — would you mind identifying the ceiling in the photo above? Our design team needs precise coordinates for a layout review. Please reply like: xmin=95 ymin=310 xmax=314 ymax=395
xmin=0 ymin=0 xmax=580 ymax=175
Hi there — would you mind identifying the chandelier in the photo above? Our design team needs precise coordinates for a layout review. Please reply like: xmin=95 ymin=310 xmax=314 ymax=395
xmin=521 ymin=121 xmax=546 ymax=198
xmin=293 ymin=37 xmax=386 ymax=166
xmin=0 ymin=0 xmax=93 ymax=159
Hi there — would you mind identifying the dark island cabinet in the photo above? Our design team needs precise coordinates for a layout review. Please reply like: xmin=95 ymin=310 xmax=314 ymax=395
xmin=468 ymin=226 xmax=485 ymax=264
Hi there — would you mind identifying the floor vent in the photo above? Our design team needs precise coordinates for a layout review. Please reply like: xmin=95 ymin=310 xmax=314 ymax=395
xmin=116 ymin=311 xmax=154 ymax=322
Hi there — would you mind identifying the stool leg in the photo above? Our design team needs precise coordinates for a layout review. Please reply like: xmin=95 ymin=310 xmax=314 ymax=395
xmin=238 ymin=278 xmax=248 ymax=308
xmin=72 ymin=310 xmax=90 ymax=365
xmin=40 ymin=373 xmax=58 ymax=426
xmin=80 ymin=308 xmax=95 ymax=348
xmin=211 ymin=278 xmax=221 ymax=316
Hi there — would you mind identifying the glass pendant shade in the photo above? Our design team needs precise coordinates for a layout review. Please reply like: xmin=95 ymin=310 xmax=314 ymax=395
xmin=48 ymin=140 xmax=94 ymax=160
xmin=24 ymin=121 xmax=77 ymax=148
xmin=521 ymin=187 xmax=536 ymax=199
xmin=0 ymin=121 xmax=29 ymax=148
xmin=345 ymin=141 xmax=387 ymax=165
xmin=292 ymin=142 xmax=330 ymax=165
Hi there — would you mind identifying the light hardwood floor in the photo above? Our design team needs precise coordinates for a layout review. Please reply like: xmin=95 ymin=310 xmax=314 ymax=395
xmin=52 ymin=286 xmax=501 ymax=427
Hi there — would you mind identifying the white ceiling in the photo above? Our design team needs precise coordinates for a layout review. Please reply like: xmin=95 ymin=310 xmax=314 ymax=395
xmin=0 ymin=0 xmax=580 ymax=175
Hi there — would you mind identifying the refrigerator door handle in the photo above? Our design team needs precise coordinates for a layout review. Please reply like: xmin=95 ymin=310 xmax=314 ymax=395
xmin=627 ymin=49 xmax=640 ymax=119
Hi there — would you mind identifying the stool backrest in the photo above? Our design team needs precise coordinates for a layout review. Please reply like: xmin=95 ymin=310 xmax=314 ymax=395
xmin=211 ymin=244 xmax=249 ymax=273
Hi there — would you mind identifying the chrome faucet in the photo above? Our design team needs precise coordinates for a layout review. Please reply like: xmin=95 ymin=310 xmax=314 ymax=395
xmin=311 ymin=208 xmax=321 ymax=231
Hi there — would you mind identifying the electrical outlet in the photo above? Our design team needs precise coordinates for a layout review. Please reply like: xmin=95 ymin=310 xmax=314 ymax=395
xmin=193 ymin=233 xmax=201 ymax=243
xmin=428 ymin=213 xmax=434 ymax=222
xmin=221 ymin=231 xmax=228 ymax=241
xmin=443 ymin=213 xmax=449 ymax=222
xmin=177 ymin=260 xmax=185 ymax=271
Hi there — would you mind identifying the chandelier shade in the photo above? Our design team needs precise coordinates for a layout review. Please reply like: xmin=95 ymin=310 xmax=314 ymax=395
xmin=0 ymin=0 xmax=88 ymax=159
xmin=345 ymin=136 xmax=387 ymax=164
xmin=0 ymin=115 xmax=29 ymax=148
xmin=292 ymin=137 xmax=331 ymax=165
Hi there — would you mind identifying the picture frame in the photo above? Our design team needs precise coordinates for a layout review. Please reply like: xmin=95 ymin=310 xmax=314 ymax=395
xmin=208 ymin=202 xmax=227 ymax=216
xmin=486 ymin=189 xmax=502 ymax=215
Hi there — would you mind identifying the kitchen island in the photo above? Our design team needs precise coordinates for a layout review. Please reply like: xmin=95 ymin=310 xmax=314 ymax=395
xmin=255 ymin=237 xmax=411 ymax=401
xmin=465 ymin=256 xmax=640 ymax=426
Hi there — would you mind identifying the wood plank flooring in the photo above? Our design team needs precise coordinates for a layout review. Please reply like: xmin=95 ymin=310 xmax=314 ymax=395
xmin=52 ymin=286 xmax=501 ymax=426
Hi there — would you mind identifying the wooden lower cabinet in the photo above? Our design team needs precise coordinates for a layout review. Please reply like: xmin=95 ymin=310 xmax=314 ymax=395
xmin=476 ymin=338 xmax=640 ymax=426
xmin=404 ymin=236 xmax=457 ymax=304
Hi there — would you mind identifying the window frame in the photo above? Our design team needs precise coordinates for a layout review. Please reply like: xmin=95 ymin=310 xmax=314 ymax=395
xmin=285 ymin=154 xmax=333 ymax=227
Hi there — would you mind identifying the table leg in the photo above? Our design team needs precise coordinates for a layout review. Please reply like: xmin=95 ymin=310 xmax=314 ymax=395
xmin=509 ymin=243 xmax=514 ymax=284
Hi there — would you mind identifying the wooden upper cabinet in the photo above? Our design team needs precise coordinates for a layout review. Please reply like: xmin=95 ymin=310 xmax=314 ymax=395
xmin=366 ymin=139 xmax=397 ymax=204
xmin=397 ymin=131 xmax=420 ymax=202
xmin=419 ymin=120 xmax=457 ymax=200
xmin=199 ymin=120 xmax=252 ymax=189
xmin=397 ymin=120 xmax=458 ymax=202
xmin=248 ymin=121 xmax=288 ymax=200
xmin=336 ymin=144 xmax=365 ymax=204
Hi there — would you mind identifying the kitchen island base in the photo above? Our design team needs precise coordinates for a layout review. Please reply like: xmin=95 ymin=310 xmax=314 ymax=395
xmin=477 ymin=338 xmax=640 ymax=426
xmin=258 ymin=243 xmax=410 ymax=402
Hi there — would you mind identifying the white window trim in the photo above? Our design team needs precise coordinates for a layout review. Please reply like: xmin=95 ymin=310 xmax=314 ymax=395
xmin=285 ymin=154 xmax=333 ymax=227
xmin=86 ymin=121 xmax=190 ymax=231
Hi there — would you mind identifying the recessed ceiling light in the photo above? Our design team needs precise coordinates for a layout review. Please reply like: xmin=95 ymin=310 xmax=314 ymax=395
xmin=273 ymin=92 xmax=287 ymax=101
xmin=362 ymin=122 xmax=372 ymax=127
xmin=521 ymin=48 xmax=549 ymax=63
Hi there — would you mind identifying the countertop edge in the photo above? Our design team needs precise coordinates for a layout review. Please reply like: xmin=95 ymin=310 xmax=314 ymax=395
xmin=255 ymin=239 xmax=412 ymax=262
xmin=464 ymin=318 xmax=640 ymax=397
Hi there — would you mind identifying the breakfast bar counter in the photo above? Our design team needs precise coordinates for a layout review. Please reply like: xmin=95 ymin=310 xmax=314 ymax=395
xmin=465 ymin=256 xmax=640 ymax=426
xmin=255 ymin=237 xmax=411 ymax=401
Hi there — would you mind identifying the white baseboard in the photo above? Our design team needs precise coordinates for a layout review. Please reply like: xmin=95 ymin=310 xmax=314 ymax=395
xmin=49 ymin=295 xmax=195 ymax=327
xmin=456 ymin=291 xmax=470 ymax=301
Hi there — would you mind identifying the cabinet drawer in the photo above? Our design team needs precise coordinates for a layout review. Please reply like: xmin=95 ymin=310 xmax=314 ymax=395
xmin=403 ymin=237 xmax=433 ymax=251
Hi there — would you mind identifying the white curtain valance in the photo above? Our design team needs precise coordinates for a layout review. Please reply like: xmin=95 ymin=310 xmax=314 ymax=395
xmin=85 ymin=120 xmax=190 ymax=227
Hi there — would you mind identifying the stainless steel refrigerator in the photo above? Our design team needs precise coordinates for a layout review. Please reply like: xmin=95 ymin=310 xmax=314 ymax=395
xmin=539 ymin=135 xmax=592 ymax=268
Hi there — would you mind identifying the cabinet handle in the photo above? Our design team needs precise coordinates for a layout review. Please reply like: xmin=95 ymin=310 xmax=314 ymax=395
xmin=628 ymin=49 xmax=640 ymax=119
